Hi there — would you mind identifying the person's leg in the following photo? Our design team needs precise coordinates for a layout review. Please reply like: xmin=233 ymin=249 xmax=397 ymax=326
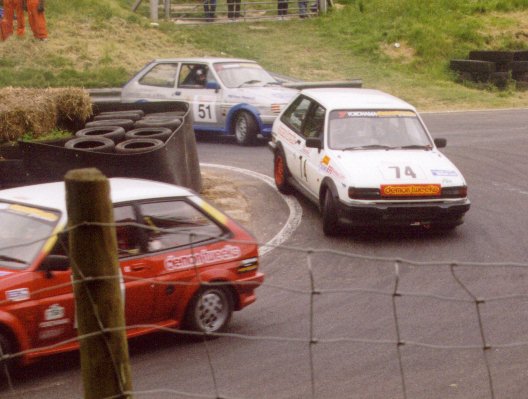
xmin=27 ymin=0 xmax=47 ymax=39
xmin=2 ymin=0 xmax=15 ymax=39
xmin=15 ymin=0 xmax=25 ymax=36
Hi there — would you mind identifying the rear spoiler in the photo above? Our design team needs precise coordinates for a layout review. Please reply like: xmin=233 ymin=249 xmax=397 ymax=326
xmin=282 ymin=79 xmax=363 ymax=89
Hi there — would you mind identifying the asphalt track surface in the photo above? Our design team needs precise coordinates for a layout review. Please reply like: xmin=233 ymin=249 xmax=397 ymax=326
xmin=3 ymin=108 xmax=528 ymax=399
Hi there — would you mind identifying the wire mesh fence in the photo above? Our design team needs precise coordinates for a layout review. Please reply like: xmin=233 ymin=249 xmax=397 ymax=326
xmin=1 ymin=222 xmax=528 ymax=398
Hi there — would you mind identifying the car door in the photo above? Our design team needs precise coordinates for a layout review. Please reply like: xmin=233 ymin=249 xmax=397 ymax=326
xmin=113 ymin=204 xmax=155 ymax=326
xmin=300 ymin=103 xmax=327 ymax=197
xmin=135 ymin=199 xmax=225 ymax=324
xmin=278 ymin=95 xmax=313 ymax=184
xmin=121 ymin=61 xmax=181 ymax=102
xmin=177 ymin=63 xmax=223 ymax=131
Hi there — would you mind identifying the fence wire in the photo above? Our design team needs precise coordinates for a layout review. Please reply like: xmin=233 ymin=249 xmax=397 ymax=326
xmin=1 ymin=222 xmax=528 ymax=398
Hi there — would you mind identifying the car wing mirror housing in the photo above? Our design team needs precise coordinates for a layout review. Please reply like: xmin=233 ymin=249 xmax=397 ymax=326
xmin=434 ymin=138 xmax=447 ymax=148
xmin=40 ymin=255 xmax=70 ymax=277
xmin=306 ymin=137 xmax=322 ymax=150
xmin=206 ymin=81 xmax=220 ymax=91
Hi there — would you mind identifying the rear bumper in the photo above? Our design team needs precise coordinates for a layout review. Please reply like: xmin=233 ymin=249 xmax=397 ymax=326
xmin=337 ymin=199 xmax=471 ymax=227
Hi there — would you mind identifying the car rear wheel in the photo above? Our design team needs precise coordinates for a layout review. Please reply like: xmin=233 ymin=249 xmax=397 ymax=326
xmin=233 ymin=111 xmax=258 ymax=146
xmin=274 ymin=148 xmax=293 ymax=194
xmin=185 ymin=285 xmax=233 ymax=334
xmin=322 ymin=189 xmax=340 ymax=236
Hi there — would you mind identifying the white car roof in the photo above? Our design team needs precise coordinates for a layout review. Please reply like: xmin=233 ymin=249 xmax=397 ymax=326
xmin=300 ymin=88 xmax=417 ymax=111
xmin=151 ymin=57 xmax=257 ymax=64
xmin=0 ymin=178 xmax=193 ymax=214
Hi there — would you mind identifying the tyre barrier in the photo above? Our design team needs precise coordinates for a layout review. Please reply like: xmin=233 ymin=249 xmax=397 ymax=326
xmin=115 ymin=138 xmax=164 ymax=154
xmin=85 ymin=118 xmax=135 ymax=131
xmin=125 ymin=127 xmax=173 ymax=142
xmin=64 ymin=137 xmax=116 ymax=153
xmin=451 ymin=50 xmax=528 ymax=89
xmin=75 ymin=126 xmax=126 ymax=143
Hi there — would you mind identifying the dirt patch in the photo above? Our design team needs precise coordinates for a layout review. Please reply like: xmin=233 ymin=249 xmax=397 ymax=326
xmin=201 ymin=170 xmax=251 ymax=224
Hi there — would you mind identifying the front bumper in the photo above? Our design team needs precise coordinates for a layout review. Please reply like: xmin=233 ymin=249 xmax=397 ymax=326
xmin=337 ymin=199 xmax=471 ymax=227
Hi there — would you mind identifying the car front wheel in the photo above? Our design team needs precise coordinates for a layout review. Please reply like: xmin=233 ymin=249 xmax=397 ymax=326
xmin=233 ymin=111 xmax=258 ymax=146
xmin=274 ymin=148 xmax=293 ymax=194
xmin=322 ymin=189 xmax=340 ymax=236
xmin=185 ymin=286 xmax=233 ymax=334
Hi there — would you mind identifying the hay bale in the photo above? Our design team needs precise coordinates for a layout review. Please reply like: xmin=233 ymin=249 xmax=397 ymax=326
xmin=0 ymin=87 xmax=93 ymax=143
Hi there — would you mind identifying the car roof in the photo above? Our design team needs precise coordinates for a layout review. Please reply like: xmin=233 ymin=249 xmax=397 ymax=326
xmin=0 ymin=178 xmax=193 ymax=214
xmin=151 ymin=57 xmax=257 ymax=64
xmin=299 ymin=88 xmax=417 ymax=111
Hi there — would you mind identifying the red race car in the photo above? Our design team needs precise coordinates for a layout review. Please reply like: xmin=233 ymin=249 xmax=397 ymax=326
xmin=0 ymin=178 xmax=263 ymax=368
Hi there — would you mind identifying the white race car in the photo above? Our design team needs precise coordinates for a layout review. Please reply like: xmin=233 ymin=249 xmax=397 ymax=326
xmin=121 ymin=58 xmax=298 ymax=145
xmin=269 ymin=88 xmax=470 ymax=235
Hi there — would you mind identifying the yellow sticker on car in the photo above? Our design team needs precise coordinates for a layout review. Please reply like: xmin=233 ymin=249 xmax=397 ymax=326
xmin=381 ymin=184 xmax=441 ymax=197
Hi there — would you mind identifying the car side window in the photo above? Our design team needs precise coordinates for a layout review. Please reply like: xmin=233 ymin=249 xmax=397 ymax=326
xmin=138 ymin=63 xmax=179 ymax=88
xmin=179 ymin=63 xmax=211 ymax=88
xmin=281 ymin=96 xmax=312 ymax=134
xmin=302 ymin=104 xmax=326 ymax=139
xmin=113 ymin=205 xmax=141 ymax=257
xmin=139 ymin=200 xmax=224 ymax=252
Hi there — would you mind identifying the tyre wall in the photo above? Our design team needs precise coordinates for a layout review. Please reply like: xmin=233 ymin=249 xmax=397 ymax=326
xmin=12 ymin=101 xmax=202 ymax=192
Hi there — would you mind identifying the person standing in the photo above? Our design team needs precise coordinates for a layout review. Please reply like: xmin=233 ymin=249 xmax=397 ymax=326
xmin=26 ymin=0 xmax=47 ymax=40
xmin=227 ymin=0 xmax=240 ymax=20
xmin=298 ymin=0 xmax=308 ymax=18
xmin=1 ymin=0 xmax=25 ymax=40
xmin=203 ymin=0 xmax=216 ymax=22
xmin=277 ymin=0 xmax=288 ymax=18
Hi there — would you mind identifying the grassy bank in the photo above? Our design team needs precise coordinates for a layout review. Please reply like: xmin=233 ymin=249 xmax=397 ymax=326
xmin=1 ymin=0 xmax=527 ymax=110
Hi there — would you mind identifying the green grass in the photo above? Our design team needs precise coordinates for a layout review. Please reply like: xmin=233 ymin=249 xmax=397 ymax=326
xmin=1 ymin=0 xmax=527 ymax=110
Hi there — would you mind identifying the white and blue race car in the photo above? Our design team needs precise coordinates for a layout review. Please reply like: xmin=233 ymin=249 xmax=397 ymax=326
xmin=121 ymin=58 xmax=298 ymax=145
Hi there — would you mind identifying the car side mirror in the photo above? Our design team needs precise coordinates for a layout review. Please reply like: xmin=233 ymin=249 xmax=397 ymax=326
xmin=306 ymin=137 xmax=322 ymax=150
xmin=40 ymin=255 xmax=70 ymax=277
xmin=434 ymin=138 xmax=447 ymax=148
xmin=206 ymin=81 xmax=220 ymax=91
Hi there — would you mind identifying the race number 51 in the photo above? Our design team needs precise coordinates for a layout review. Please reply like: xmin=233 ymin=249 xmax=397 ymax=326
xmin=193 ymin=102 xmax=216 ymax=123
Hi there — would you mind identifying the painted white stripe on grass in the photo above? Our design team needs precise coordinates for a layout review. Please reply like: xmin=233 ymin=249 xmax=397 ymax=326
xmin=201 ymin=163 xmax=302 ymax=257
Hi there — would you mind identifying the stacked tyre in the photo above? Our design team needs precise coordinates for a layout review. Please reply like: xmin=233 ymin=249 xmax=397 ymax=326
xmin=64 ymin=110 xmax=183 ymax=153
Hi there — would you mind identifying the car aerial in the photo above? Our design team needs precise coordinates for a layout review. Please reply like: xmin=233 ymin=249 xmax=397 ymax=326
xmin=269 ymin=88 xmax=471 ymax=235
xmin=0 ymin=178 xmax=263 ymax=368
xmin=121 ymin=57 xmax=299 ymax=145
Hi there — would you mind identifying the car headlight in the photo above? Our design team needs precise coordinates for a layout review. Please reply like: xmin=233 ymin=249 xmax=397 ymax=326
xmin=348 ymin=187 xmax=381 ymax=200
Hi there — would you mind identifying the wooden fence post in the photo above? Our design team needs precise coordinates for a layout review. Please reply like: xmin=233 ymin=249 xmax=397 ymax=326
xmin=65 ymin=168 xmax=133 ymax=399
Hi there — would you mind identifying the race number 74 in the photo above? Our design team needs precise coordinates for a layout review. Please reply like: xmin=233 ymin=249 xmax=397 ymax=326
xmin=389 ymin=166 xmax=417 ymax=179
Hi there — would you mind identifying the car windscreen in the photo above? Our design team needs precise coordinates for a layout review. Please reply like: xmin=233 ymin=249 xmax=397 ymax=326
xmin=213 ymin=62 xmax=277 ymax=88
xmin=0 ymin=202 xmax=61 ymax=270
xmin=328 ymin=110 xmax=433 ymax=150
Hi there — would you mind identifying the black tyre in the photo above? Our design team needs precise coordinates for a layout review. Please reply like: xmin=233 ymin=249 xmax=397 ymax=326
xmin=233 ymin=111 xmax=258 ymax=146
xmin=322 ymin=189 xmax=340 ymax=236
xmin=125 ymin=127 xmax=172 ymax=142
xmin=94 ymin=112 xmax=143 ymax=122
xmin=85 ymin=118 xmax=135 ymax=131
xmin=65 ymin=137 xmax=116 ymax=153
xmin=184 ymin=285 xmax=233 ymax=334
xmin=99 ymin=109 xmax=145 ymax=117
xmin=0 ymin=332 xmax=17 ymax=381
xmin=449 ymin=59 xmax=496 ymax=74
xmin=143 ymin=111 xmax=185 ymax=119
xmin=274 ymin=148 xmax=293 ymax=194
xmin=75 ymin=126 xmax=126 ymax=143
xmin=115 ymin=138 xmax=164 ymax=154
xmin=469 ymin=50 xmax=514 ymax=63
xmin=133 ymin=117 xmax=182 ymax=131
